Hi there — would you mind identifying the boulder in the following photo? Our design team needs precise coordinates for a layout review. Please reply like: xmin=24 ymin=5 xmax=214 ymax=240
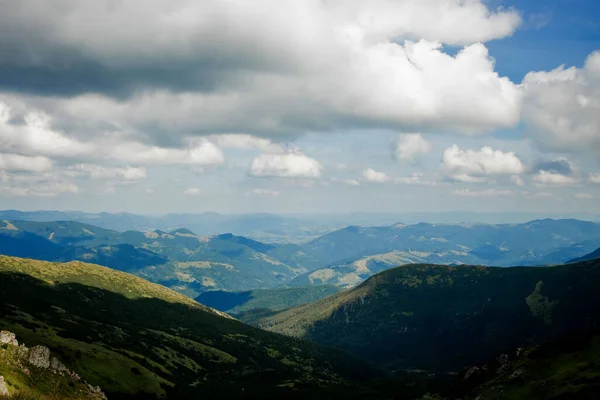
xmin=0 ymin=330 xmax=18 ymax=346
xmin=28 ymin=345 xmax=51 ymax=368
xmin=0 ymin=376 xmax=9 ymax=396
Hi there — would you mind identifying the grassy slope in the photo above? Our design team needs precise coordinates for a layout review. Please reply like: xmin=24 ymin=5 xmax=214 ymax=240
xmin=442 ymin=330 xmax=600 ymax=400
xmin=258 ymin=260 xmax=600 ymax=373
xmin=195 ymin=286 xmax=342 ymax=315
xmin=0 ymin=256 xmax=381 ymax=399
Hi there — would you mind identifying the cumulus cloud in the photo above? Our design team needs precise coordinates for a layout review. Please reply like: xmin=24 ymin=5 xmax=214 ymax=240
xmin=212 ymin=134 xmax=286 ymax=154
xmin=574 ymin=193 xmax=593 ymax=200
xmin=248 ymin=188 xmax=280 ymax=197
xmin=532 ymin=170 xmax=579 ymax=186
xmin=362 ymin=168 xmax=390 ymax=183
xmin=0 ymin=100 xmax=225 ymax=167
xmin=0 ymin=102 xmax=92 ymax=157
xmin=0 ymin=182 xmax=79 ymax=197
xmin=589 ymin=173 xmax=600 ymax=183
xmin=394 ymin=133 xmax=431 ymax=162
xmin=110 ymin=139 xmax=225 ymax=166
xmin=361 ymin=169 xmax=434 ymax=185
xmin=453 ymin=188 xmax=513 ymax=197
xmin=442 ymin=145 xmax=524 ymax=182
xmin=184 ymin=188 xmax=201 ymax=196
xmin=67 ymin=164 xmax=147 ymax=182
xmin=522 ymin=51 xmax=600 ymax=154
xmin=0 ymin=153 xmax=53 ymax=172
xmin=250 ymin=151 xmax=322 ymax=178
xmin=0 ymin=0 xmax=522 ymax=145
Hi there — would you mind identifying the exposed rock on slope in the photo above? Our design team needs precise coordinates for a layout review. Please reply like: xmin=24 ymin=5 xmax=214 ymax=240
xmin=0 ymin=330 xmax=106 ymax=399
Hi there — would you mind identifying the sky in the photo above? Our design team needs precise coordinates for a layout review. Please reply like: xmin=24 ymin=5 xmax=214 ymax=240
xmin=0 ymin=0 xmax=599 ymax=214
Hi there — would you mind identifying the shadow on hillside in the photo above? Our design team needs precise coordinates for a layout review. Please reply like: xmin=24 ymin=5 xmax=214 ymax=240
xmin=0 ymin=272 xmax=389 ymax=400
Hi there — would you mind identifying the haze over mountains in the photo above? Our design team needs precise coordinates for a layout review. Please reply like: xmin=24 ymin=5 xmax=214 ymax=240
xmin=2 ymin=214 xmax=600 ymax=299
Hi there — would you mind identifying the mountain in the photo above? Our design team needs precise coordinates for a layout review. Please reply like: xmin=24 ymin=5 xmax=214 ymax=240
xmin=274 ymin=219 xmax=600 ymax=289
xmin=195 ymin=285 xmax=341 ymax=316
xmin=3 ymin=218 xmax=600 ymax=297
xmin=2 ymin=210 xmax=599 ymax=241
xmin=0 ymin=220 xmax=306 ymax=295
xmin=0 ymin=255 xmax=381 ymax=399
xmin=569 ymin=246 xmax=600 ymax=263
xmin=256 ymin=259 xmax=600 ymax=373
xmin=288 ymin=250 xmax=463 ymax=289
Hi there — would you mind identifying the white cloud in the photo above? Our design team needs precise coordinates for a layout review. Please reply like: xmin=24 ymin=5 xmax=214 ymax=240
xmin=442 ymin=145 xmax=524 ymax=182
xmin=453 ymin=188 xmax=513 ymax=197
xmin=394 ymin=133 xmax=431 ymax=162
xmin=0 ymin=153 xmax=53 ymax=172
xmin=446 ymin=173 xmax=487 ymax=183
xmin=0 ymin=0 xmax=523 ymax=145
xmin=0 ymin=100 xmax=225 ymax=167
xmin=184 ymin=188 xmax=201 ymax=196
xmin=511 ymin=175 xmax=525 ymax=187
xmin=0 ymin=103 xmax=92 ymax=157
xmin=67 ymin=164 xmax=147 ymax=181
xmin=532 ymin=170 xmax=579 ymax=186
xmin=394 ymin=173 xmax=436 ymax=186
xmin=590 ymin=173 xmax=600 ymax=183
xmin=248 ymin=188 xmax=280 ymax=197
xmin=212 ymin=134 xmax=286 ymax=154
xmin=344 ymin=179 xmax=361 ymax=186
xmin=362 ymin=168 xmax=390 ymax=183
xmin=522 ymin=51 xmax=600 ymax=154
xmin=110 ymin=139 xmax=225 ymax=166
xmin=0 ymin=182 xmax=79 ymax=197
xmin=250 ymin=151 xmax=322 ymax=178
xmin=574 ymin=193 xmax=593 ymax=200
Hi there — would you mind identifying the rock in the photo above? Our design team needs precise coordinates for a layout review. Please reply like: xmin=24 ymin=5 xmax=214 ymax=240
xmin=0 ymin=330 xmax=18 ymax=346
xmin=497 ymin=353 xmax=509 ymax=365
xmin=50 ymin=357 xmax=69 ymax=375
xmin=463 ymin=365 xmax=487 ymax=380
xmin=0 ymin=376 xmax=9 ymax=396
xmin=509 ymin=368 xmax=525 ymax=380
xmin=28 ymin=345 xmax=51 ymax=368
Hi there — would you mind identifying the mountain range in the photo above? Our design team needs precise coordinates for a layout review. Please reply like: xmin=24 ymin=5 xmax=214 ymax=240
xmin=2 ymin=218 xmax=600 ymax=300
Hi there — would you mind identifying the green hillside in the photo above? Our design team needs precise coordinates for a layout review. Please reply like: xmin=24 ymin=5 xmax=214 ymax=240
xmin=257 ymin=259 xmax=600 ymax=373
xmin=195 ymin=285 xmax=342 ymax=316
xmin=0 ymin=255 xmax=381 ymax=399
xmin=439 ymin=329 xmax=600 ymax=400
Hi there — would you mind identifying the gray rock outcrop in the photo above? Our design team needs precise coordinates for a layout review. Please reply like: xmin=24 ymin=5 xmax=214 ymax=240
xmin=0 ymin=376 xmax=9 ymax=396
xmin=28 ymin=345 xmax=51 ymax=368
xmin=0 ymin=331 xmax=18 ymax=346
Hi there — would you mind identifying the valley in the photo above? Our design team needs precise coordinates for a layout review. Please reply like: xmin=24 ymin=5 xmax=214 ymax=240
xmin=1 ymin=213 xmax=599 ymax=399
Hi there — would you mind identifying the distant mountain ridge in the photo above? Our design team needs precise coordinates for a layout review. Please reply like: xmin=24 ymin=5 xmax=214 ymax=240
xmin=0 ymin=220 xmax=308 ymax=295
xmin=1 ymin=218 xmax=600 ymax=298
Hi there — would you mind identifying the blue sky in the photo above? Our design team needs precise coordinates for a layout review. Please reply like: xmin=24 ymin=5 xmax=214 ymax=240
xmin=0 ymin=0 xmax=598 ymax=215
